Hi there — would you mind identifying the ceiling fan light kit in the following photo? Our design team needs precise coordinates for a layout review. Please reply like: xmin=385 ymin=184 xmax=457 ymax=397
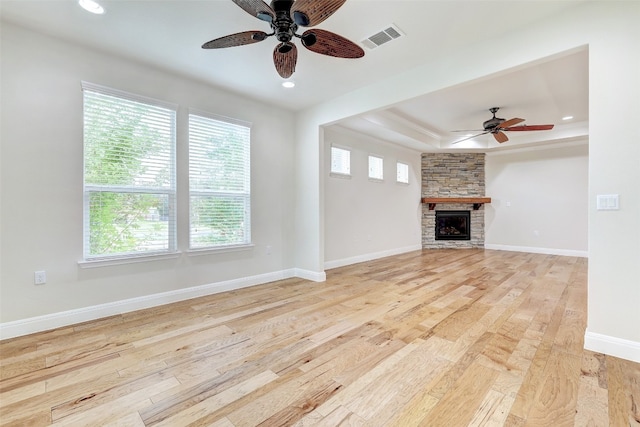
xmin=202 ymin=0 xmax=364 ymax=78
xmin=452 ymin=107 xmax=554 ymax=145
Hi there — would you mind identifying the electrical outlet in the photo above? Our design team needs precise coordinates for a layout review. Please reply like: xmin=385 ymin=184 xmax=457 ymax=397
xmin=34 ymin=270 xmax=46 ymax=285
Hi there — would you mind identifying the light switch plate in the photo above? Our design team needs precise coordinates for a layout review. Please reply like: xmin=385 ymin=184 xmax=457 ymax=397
xmin=596 ymin=194 xmax=619 ymax=210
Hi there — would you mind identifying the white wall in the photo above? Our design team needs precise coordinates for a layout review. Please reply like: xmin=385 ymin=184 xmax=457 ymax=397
xmin=323 ymin=128 xmax=422 ymax=268
xmin=295 ymin=2 xmax=640 ymax=361
xmin=485 ymin=142 xmax=588 ymax=256
xmin=0 ymin=24 xmax=296 ymax=325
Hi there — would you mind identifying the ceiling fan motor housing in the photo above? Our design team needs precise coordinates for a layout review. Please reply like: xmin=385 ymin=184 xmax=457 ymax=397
xmin=483 ymin=117 xmax=505 ymax=131
xmin=271 ymin=0 xmax=297 ymax=43
xmin=483 ymin=107 xmax=505 ymax=130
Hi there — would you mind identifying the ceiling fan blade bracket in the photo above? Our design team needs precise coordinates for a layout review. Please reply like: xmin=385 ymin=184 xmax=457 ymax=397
xmin=300 ymin=32 xmax=317 ymax=47
xmin=293 ymin=11 xmax=310 ymax=26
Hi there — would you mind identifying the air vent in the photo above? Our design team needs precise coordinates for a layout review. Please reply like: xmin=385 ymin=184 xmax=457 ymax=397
xmin=361 ymin=24 xmax=404 ymax=50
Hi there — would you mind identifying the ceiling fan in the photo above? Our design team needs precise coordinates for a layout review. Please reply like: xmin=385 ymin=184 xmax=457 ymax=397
xmin=452 ymin=107 xmax=554 ymax=144
xmin=202 ymin=0 xmax=364 ymax=79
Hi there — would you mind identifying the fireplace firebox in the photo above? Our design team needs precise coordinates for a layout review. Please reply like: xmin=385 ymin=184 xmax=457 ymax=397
xmin=435 ymin=210 xmax=471 ymax=240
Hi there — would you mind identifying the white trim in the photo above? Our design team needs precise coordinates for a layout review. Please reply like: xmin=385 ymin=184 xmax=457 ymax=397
xmin=188 ymin=107 xmax=252 ymax=129
xmin=81 ymin=80 xmax=178 ymax=110
xmin=187 ymin=244 xmax=255 ymax=256
xmin=584 ymin=330 xmax=640 ymax=363
xmin=324 ymin=244 xmax=422 ymax=270
xmin=329 ymin=172 xmax=352 ymax=179
xmin=79 ymin=251 xmax=181 ymax=268
xmin=293 ymin=268 xmax=326 ymax=282
xmin=0 ymin=268 xmax=321 ymax=340
xmin=484 ymin=244 xmax=588 ymax=258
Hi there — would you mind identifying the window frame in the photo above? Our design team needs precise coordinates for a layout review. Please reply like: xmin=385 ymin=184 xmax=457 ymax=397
xmin=396 ymin=161 xmax=410 ymax=184
xmin=330 ymin=145 xmax=352 ymax=177
xmin=81 ymin=82 xmax=177 ymax=263
xmin=368 ymin=154 xmax=384 ymax=182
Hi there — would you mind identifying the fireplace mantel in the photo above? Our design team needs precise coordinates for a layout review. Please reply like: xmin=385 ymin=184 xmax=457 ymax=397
xmin=421 ymin=197 xmax=491 ymax=210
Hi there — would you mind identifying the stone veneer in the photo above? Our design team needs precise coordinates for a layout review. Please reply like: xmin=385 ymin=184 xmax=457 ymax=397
xmin=422 ymin=153 xmax=486 ymax=249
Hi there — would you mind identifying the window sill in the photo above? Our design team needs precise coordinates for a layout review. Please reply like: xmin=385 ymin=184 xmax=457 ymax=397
xmin=330 ymin=172 xmax=352 ymax=179
xmin=78 ymin=244 xmax=256 ymax=268
xmin=187 ymin=244 xmax=255 ymax=256
xmin=78 ymin=251 xmax=181 ymax=268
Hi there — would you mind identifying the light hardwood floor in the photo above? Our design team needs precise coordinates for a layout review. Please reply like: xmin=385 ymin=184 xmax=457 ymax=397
xmin=1 ymin=249 xmax=639 ymax=426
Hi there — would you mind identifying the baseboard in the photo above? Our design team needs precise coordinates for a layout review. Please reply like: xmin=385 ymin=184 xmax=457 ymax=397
xmin=584 ymin=330 xmax=640 ymax=363
xmin=484 ymin=244 xmax=588 ymax=258
xmin=293 ymin=268 xmax=326 ymax=282
xmin=324 ymin=244 xmax=423 ymax=270
xmin=0 ymin=268 xmax=319 ymax=341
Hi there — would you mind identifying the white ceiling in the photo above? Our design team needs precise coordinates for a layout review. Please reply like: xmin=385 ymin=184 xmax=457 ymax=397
xmin=0 ymin=0 xmax=589 ymax=151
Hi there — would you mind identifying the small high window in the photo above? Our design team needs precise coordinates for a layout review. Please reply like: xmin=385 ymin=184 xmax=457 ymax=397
xmin=331 ymin=146 xmax=351 ymax=176
xmin=397 ymin=162 xmax=409 ymax=184
xmin=368 ymin=155 xmax=384 ymax=181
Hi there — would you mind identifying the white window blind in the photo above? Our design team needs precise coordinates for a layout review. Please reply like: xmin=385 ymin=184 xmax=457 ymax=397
xmin=331 ymin=146 xmax=351 ymax=175
xmin=368 ymin=155 xmax=384 ymax=180
xmin=397 ymin=162 xmax=409 ymax=183
xmin=189 ymin=112 xmax=251 ymax=249
xmin=82 ymin=82 xmax=176 ymax=260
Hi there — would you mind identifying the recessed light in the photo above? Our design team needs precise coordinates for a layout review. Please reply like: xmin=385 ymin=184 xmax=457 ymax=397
xmin=282 ymin=81 xmax=295 ymax=88
xmin=79 ymin=0 xmax=105 ymax=14
xmin=562 ymin=115 xmax=574 ymax=121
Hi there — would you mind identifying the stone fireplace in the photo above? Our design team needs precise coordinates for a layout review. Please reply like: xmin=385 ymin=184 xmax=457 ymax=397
xmin=422 ymin=153 xmax=486 ymax=249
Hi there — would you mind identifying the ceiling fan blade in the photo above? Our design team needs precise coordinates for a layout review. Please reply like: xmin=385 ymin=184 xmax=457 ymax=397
xmin=202 ymin=31 xmax=269 ymax=49
xmin=505 ymin=124 xmax=555 ymax=131
xmin=451 ymin=131 xmax=490 ymax=145
xmin=301 ymin=29 xmax=364 ymax=58
xmin=273 ymin=43 xmax=297 ymax=78
xmin=493 ymin=131 xmax=509 ymax=143
xmin=291 ymin=0 xmax=347 ymax=26
xmin=451 ymin=129 xmax=484 ymax=133
xmin=231 ymin=0 xmax=275 ymax=22
xmin=498 ymin=117 xmax=525 ymax=129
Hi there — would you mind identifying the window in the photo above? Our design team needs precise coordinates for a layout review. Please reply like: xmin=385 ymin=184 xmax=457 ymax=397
xmin=397 ymin=162 xmax=409 ymax=184
xmin=330 ymin=146 xmax=351 ymax=176
xmin=82 ymin=82 xmax=176 ymax=260
xmin=368 ymin=155 xmax=384 ymax=181
xmin=189 ymin=112 xmax=251 ymax=249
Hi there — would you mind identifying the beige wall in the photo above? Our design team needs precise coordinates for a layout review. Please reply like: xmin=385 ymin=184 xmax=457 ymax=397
xmin=0 ymin=23 xmax=296 ymax=324
xmin=485 ymin=143 xmax=588 ymax=255
xmin=323 ymin=128 xmax=422 ymax=267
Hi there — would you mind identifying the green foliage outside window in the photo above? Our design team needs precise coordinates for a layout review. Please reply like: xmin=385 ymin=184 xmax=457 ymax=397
xmin=189 ymin=114 xmax=250 ymax=249
xmin=83 ymin=88 xmax=174 ymax=258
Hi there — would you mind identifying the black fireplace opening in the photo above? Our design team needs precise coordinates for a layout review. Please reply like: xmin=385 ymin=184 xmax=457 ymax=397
xmin=435 ymin=210 xmax=471 ymax=240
